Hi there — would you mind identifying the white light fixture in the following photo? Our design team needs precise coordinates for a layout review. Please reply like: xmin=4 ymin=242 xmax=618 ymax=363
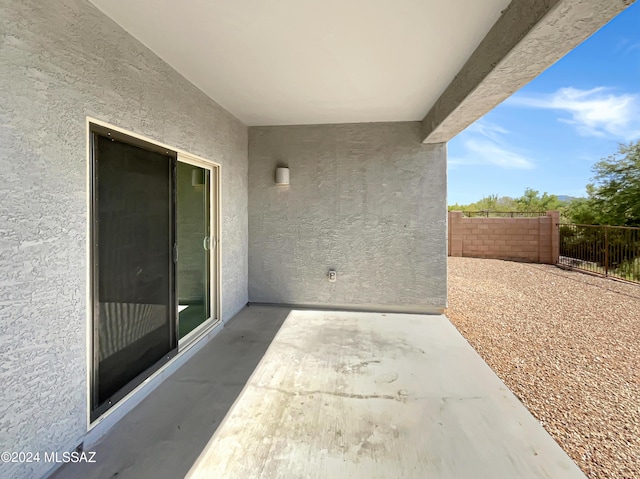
xmin=275 ymin=167 xmax=290 ymax=186
xmin=192 ymin=168 xmax=205 ymax=191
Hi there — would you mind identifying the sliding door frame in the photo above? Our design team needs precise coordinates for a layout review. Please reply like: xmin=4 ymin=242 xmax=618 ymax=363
xmin=86 ymin=118 xmax=222 ymax=427
xmin=177 ymin=152 xmax=221 ymax=349
xmin=89 ymin=124 xmax=179 ymax=421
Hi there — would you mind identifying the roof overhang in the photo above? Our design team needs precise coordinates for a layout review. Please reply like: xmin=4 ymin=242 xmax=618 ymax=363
xmin=88 ymin=0 xmax=633 ymax=139
xmin=421 ymin=0 xmax=634 ymax=144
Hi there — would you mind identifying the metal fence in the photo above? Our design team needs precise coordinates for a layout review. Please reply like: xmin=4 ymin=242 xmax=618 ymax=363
xmin=461 ymin=211 xmax=547 ymax=218
xmin=558 ymin=223 xmax=640 ymax=284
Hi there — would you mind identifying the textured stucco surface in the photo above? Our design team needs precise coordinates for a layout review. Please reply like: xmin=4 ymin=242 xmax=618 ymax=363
xmin=0 ymin=1 xmax=248 ymax=478
xmin=421 ymin=0 xmax=633 ymax=143
xmin=248 ymin=122 xmax=447 ymax=312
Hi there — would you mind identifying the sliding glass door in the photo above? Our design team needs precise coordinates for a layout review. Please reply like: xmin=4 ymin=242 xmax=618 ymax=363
xmin=90 ymin=124 xmax=219 ymax=420
xmin=176 ymin=161 xmax=214 ymax=342
xmin=91 ymin=130 xmax=177 ymax=419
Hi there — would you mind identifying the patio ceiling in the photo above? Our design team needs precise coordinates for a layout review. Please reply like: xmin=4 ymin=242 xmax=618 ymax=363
xmin=88 ymin=0 xmax=510 ymax=126
xmin=88 ymin=0 xmax=632 ymax=140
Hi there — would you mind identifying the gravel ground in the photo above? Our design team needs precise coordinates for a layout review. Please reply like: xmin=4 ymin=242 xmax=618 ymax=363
xmin=446 ymin=257 xmax=640 ymax=479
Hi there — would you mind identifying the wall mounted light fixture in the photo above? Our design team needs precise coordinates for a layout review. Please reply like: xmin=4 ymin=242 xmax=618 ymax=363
xmin=275 ymin=167 xmax=290 ymax=186
xmin=192 ymin=168 xmax=204 ymax=189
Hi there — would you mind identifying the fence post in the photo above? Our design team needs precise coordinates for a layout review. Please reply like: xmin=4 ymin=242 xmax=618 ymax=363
xmin=547 ymin=211 xmax=560 ymax=264
xmin=604 ymin=226 xmax=609 ymax=277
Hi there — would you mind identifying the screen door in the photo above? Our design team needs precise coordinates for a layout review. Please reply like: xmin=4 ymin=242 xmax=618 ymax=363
xmin=91 ymin=130 xmax=177 ymax=419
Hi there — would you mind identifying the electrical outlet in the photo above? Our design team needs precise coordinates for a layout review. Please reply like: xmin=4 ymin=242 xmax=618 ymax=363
xmin=328 ymin=270 xmax=337 ymax=282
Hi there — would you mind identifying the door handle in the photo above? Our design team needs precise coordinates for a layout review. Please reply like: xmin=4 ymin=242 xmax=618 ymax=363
xmin=203 ymin=236 xmax=217 ymax=251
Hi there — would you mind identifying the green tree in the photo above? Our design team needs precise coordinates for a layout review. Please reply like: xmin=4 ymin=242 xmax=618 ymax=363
xmin=588 ymin=141 xmax=640 ymax=226
xmin=563 ymin=186 xmax=602 ymax=224
xmin=474 ymin=194 xmax=499 ymax=211
xmin=514 ymin=188 xmax=562 ymax=212
xmin=448 ymin=194 xmax=502 ymax=212
xmin=449 ymin=189 xmax=567 ymax=214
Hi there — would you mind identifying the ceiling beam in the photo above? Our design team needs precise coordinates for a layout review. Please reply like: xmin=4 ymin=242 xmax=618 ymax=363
xmin=421 ymin=0 xmax=634 ymax=144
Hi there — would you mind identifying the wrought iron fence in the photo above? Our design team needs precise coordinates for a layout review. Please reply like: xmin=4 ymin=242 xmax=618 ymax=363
xmin=461 ymin=211 xmax=547 ymax=218
xmin=558 ymin=223 xmax=640 ymax=284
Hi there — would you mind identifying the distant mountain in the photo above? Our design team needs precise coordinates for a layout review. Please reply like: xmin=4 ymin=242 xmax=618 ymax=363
xmin=556 ymin=195 xmax=581 ymax=203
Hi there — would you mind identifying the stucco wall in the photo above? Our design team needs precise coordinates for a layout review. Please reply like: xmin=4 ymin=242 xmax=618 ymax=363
xmin=248 ymin=122 xmax=447 ymax=312
xmin=0 ymin=1 xmax=248 ymax=478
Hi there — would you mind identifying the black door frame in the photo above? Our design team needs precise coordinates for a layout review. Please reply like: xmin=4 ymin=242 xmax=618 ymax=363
xmin=89 ymin=123 xmax=178 ymax=421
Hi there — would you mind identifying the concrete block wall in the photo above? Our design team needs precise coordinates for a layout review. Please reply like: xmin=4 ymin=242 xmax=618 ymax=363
xmin=448 ymin=211 xmax=559 ymax=264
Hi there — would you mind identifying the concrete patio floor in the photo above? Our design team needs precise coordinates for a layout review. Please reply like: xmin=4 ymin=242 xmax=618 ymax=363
xmin=52 ymin=306 xmax=585 ymax=479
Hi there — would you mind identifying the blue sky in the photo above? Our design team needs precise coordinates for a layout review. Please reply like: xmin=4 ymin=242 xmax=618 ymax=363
xmin=448 ymin=2 xmax=640 ymax=205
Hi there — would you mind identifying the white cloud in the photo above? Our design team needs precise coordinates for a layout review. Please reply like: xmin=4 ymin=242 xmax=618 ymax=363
xmin=449 ymin=120 xmax=535 ymax=170
xmin=624 ymin=42 xmax=640 ymax=56
xmin=464 ymin=139 xmax=535 ymax=169
xmin=615 ymin=39 xmax=640 ymax=56
xmin=506 ymin=87 xmax=640 ymax=140
xmin=466 ymin=121 xmax=509 ymax=142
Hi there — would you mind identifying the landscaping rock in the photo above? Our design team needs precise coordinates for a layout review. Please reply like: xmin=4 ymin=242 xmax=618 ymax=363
xmin=447 ymin=257 xmax=640 ymax=479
